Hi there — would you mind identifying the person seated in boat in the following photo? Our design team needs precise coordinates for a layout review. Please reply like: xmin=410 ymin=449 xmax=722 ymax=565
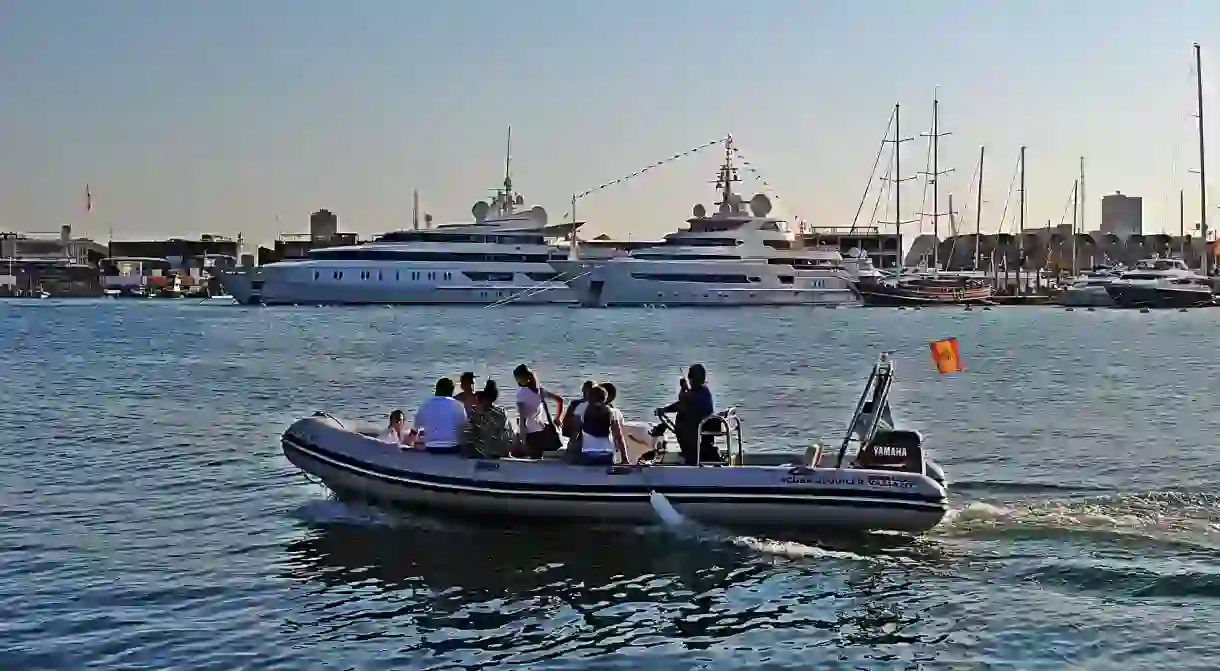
xmin=380 ymin=409 xmax=414 ymax=446
xmin=412 ymin=377 xmax=468 ymax=454
xmin=512 ymin=364 xmax=564 ymax=459
xmin=655 ymin=364 xmax=718 ymax=465
xmin=454 ymin=371 xmax=479 ymax=412
xmin=459 ymin=381 xmax=515 ymax=458
xmin=561 ymin=380 xmax=596 ymax=456
xmin=574 ymin=385 xmax=627 ymax=466
xmin=602 ymin=382 xmax=618 ymax=407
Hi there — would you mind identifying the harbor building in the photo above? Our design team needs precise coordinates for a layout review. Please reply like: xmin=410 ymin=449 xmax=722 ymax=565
xmin=1 ymin=226 xmax=108 ymax=296
xmin=1100 ymin=192 xmax=1143 ymax=237
xmin=255 ymin=209 xmax=360 ymax=265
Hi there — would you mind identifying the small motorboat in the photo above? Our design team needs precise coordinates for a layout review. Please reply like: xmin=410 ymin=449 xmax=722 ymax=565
xmin=281 ymin=354 xmax=950 ymax=534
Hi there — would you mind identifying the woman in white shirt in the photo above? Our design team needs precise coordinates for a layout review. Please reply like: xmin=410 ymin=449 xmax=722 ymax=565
xmin=512 ymin=364 xmax=564 ymax=459
xmin=380 ymin=409 xmax=413 ymax=447
xmin=575 ymin=385 xmax=627 ymax=466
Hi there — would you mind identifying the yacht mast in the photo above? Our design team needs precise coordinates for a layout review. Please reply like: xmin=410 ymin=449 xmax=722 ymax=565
xmin=974 ymin=146 xmax=985 ymax=270
xmin=879 ymin=103 xmax=915 ymax=269
xmin=1071 ymin=179 xmax=1079 ymax=275
xmin=1194 ymin=43 xmax=1209 ymax=275
xmin=920 ymin=89 xmax=953 ymax=270
xmin=1180 ymin=188 xmax=1186 ymax=257
xmin=1018 ymin=145 xmax=1026 ymax=294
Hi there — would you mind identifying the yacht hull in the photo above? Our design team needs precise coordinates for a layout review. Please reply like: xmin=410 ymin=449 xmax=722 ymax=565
xmin=218 ymin=269 xmax=573 ymax=306
xmin=549 ymin=260 xmax=860 ymax=307
xmin=1059 ymin=286 xmax=1114 ymax=307
xmin=1104 ymin=284 xmax=1213 ymax=309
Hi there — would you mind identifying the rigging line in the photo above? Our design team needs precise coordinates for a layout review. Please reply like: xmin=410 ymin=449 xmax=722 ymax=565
xmin=1057 ymin=183 xmax=1077 ymax=228
xmin=483 ymin=268 xmax=599 ymax=309
xmin=728 ymin=146 xmax=802 ymax=222
xmin=996 ymin=151 xmax=1022 ymax=237
xmin=916 ymin=119 xmax=935 ymax=238
xmin=867 ymin=149 xmax=896 ymax=233
xmin=560 ymin=138 xmax=725 ymax=222
xmin=850 ymin=106 xmax=898 ymax=232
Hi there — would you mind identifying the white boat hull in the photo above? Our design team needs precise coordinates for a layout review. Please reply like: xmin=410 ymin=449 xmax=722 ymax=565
xmin=549 ymin=259 xmax=861 ymax=307
xmin=218 ymin=266 xmax=573 ymax=306
xmin=283 ymin=415 xmax=949 ymax=534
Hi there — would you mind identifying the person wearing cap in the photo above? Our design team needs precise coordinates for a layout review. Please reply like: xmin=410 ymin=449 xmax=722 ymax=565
xmin=455 ymin=372 xmax=478 ymax=411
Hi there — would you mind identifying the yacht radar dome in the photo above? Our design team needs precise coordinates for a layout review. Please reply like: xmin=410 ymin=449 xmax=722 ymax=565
xmin=749 ymin=193 xmax=772 ymax=218
xmin=472 ymin=200 xmax=491 ymax=221
xmin=515 ymin=194 xmax=524 ymax=206
xmin=692 ymin=203 xmax=707 ymax=218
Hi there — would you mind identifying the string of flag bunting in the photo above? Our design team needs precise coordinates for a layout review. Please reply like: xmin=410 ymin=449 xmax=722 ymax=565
xmin=727 ymin=145 xmax=808 ymax=233
xmin=563 ymin=137 xmax=726 ymax=221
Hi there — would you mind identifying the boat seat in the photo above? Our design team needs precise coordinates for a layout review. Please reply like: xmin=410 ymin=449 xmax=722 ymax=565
xmin=855 ymin=429 xmax=924 ymax=473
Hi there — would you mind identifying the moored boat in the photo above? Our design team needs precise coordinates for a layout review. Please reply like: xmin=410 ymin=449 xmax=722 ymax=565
xmin=281 ymin=354 xmax=950 ymax=534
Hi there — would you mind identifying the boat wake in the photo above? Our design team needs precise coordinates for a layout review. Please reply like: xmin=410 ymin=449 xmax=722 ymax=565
xmin=937 ymin=490 xmax=1220 ymax=549
xmin=643 ymin=491 xmax=877 ymax=562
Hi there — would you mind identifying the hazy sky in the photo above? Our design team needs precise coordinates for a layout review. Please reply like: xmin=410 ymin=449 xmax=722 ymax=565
xmin=2 ymin=0 xmax=1219 ymax=245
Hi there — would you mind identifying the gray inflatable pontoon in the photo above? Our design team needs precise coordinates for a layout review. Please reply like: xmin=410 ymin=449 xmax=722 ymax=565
xmin=282 ymin=354 xmax=949 ymax=534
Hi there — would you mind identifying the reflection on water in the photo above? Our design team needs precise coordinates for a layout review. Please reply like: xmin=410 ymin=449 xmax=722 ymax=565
xmin=282 ymin=501 xmax=955 ymax=668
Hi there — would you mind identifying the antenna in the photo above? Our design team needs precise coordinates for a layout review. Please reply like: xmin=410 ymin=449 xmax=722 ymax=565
xmin=714 ymin=134 xmax=740 ymax=213
xmin=919 ymin=89 xmax=954 ymax=270
xmin=504 ymin=125 xmax=513 ymax=194
xmin=412 ymin=189 xmax=420 ymax=231
xmin=878 ymin=103 xmax=917 ymax=269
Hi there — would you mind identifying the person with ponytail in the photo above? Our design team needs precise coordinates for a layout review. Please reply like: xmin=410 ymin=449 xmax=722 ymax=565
xmin=512 ymin=364 xmax=565 ymax=459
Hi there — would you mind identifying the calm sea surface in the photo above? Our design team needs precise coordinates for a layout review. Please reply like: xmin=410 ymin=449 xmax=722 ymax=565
xmin=3 ymin=300 xmax=1220 ymax=670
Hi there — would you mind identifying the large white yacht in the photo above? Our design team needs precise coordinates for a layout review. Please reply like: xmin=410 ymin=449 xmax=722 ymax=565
xmin=219 ymin=181 xmax=579 ymax=306
xmin=548 ymin=140 xmax=873 ymax=307
xmin=1104 ymin=257 xmax=1213 ymax=309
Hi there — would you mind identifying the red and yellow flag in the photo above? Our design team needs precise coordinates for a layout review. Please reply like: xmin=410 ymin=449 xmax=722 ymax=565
xmin=930 ymin=337 xmax=963 ymax=375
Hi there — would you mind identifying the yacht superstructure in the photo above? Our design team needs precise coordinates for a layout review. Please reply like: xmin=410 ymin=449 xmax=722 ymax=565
xmin=219 ymin=133 xmax=580 ymax=306
xmin=549 ymin=137 xmax=869 ymax=307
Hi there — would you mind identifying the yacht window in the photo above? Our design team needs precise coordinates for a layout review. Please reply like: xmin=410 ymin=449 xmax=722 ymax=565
xmin=379 ymin=271 xmax=383 ymax=281
xmin=659 ymin=237 xmax=740 ymax=247
xmin=464 ymin=271 xmax=515 ymax=282
xmin=526 ymin=272 xmax=559 ymax=282
xmin=779 ymin=275 xmax=794 ymax=284
xmin=314 ymin=271 xmax=319 ymax=280
xmin=634 ymin=253 xmax=741 ymax=261
xmin=748 ymin=276 xmax=761 ymax=283
xmin=396 ymin=271 xmax=400 ymax=281
xmin=759 ymin=221 xmax=781 ymax=231
xmin=630 ymin=273 xmax=752 ymax=284
xmin=309 ymin=249 xmax=552 ymax=263
xmin=763 ymin=240 xmax=792 ymax=250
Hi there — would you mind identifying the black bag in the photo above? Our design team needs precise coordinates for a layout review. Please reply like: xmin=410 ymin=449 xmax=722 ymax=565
xmin=535 ymin=387 xmax=564 ymax=453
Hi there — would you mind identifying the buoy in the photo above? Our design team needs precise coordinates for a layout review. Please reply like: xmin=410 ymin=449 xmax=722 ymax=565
xmin=1180 ymin=307 xmax=1189 ymax=312
xmin=982 ymin=306 xmax=991 ymax=311
xmin=1065 ymin=307 xmax=1074 ymax=312
xmin=1140 ymin=307 xmax=1151 ymax=314
xmin=1087 ymin=307 xmax=1095 ymax=312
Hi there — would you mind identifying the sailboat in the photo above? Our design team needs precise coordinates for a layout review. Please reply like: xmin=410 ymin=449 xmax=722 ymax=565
xmin=857 ymin=95 xmax=994 ymax=306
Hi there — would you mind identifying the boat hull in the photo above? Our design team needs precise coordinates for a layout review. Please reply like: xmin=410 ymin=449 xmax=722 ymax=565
xmin=218 ymin=269 xmax=573 ymax=306
xmin=858 ymin=281 xmax=993 ymax=307
xmin=1059 ymin=286 xmax=1114 ymax=307
xmin=548 ymin=260 xmax=861 ymax=307
xmin=1104 ymin=284 xmax=1213 ymax=309
xmin=283 ymin=416 xmax=949 ymax=534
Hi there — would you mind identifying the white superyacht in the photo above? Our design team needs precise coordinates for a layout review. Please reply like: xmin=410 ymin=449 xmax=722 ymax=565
xmin=548 ymin=140 xmax=872 ymax=307
xmin=219 ymin=181 xmax=579 ymax=306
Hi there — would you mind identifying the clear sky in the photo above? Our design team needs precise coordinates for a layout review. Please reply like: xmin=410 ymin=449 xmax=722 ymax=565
xmin=1 ymin=0 xmax=1219 ymax=245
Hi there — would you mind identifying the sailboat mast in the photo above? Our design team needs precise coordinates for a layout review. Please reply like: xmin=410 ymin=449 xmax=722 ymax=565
xmin=1018 ymin=145 xmax=1026 ymax=294
xmin=1180 ymin=188 xmax=1186 ymax=257
xmin=879 ymin=103 xmax=914 ymax=269
xmin=1071 ymin=179 xmax=1079 ymax=275
xmin=1195 ymin=43 xmax=1208 ymax=275
xmin=920 ymin=89 xmax=953 ymax=270
xmin=974 ymin=146 xmax=985 ymax=270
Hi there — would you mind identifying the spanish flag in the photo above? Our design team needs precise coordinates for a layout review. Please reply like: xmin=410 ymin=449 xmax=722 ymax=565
xmin=930 ymin=337 xmax=963 ymax=374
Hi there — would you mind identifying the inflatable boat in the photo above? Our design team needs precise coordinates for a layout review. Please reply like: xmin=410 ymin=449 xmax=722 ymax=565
xmin=281 ymin=354 xmax=949 ymax=534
